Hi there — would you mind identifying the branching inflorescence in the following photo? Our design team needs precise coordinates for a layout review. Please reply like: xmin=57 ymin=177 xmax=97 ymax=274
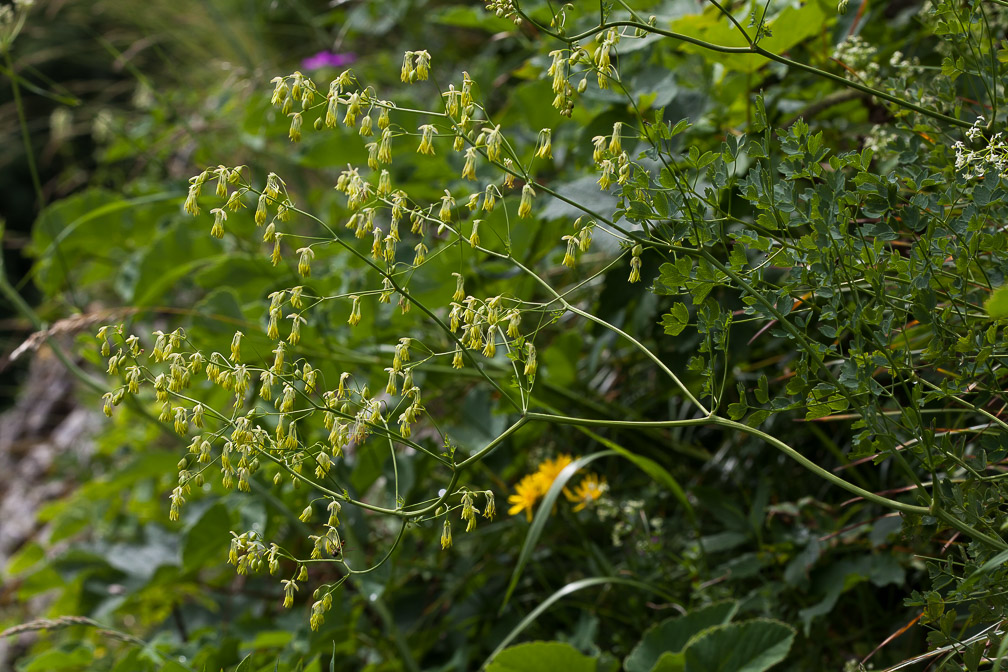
xmin=93 ymin=1 xmax=1008 ymax=656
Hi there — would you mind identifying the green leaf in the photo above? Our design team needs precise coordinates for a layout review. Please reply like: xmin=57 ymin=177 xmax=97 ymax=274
xmin=129 ymin=220 xmax=220 ymax=306
xmin=959 ymin=548 xmax=1008 ymax=592
xmin=682 ymin=619 xmax=795 ymax=672
xmin=19 ymin=645 xmax=94 ymax=671
xmin=486 ymin=577 xmax=672 ymax=668
xmin=660 ymin=303 xmax=690 ymax=336
xmin=350 ymin=441 xmax=387 ymax=494
xmin=189 ymin=287 xmax=246 ymax=336
xmin=540 ymin=176 xmax=619 ymax=222
xmin=651 ymin=652 xmax=686 ymax=672
xmin=193 ymin=255 xmax=283 ymax=304
xmin=5 ymin=540 xmax=44 ymax=577
xmin=429 ymin=4 xmax=514 ymax=31
xmin=486 ymin=642 xmax=596 ymax=672
xmin=241 ymin=630 xmax=295 ymax=650
xmin=624 ymin=602 xmax=738 ymax=672
xmin=667 ymin=0 xmax=830 ymax=74
xmin=29 ymin=189 xmax=179 ymax=298
xmin=671 ymin=118 xmax=691 ymax=137
xmin=985 ymin=285 xmax=1008 ymax=319
xmin=655 ymin=258 xmax=693 ymax=294
xmin=182 ymin=502 xmax=231 ymax=573
xmin=103 ymin=526 xmax=180 ymax=581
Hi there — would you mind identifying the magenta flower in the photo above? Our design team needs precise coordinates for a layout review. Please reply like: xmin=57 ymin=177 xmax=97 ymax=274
xmin=301 ymin=51 xmax=356 ymax=70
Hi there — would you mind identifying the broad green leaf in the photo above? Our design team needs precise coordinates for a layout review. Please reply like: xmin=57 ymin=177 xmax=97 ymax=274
xmin=984 ymin=285 xmax=1008 ymax=319
xmin=19 ymin=645 xmax=94 ymax=671
xmin=682 ymin=619 xmax=795 ymax=672
xmin=430 ymin=4 xmax=514 ymax=31
xmin=128 ymin=219 xmax=219 ymax=305
xmin=189 ymin=287 xmax=247 ymax=336
xmin=652 ymin=652 xmax=687 ymax=672
xmin=661 ymin=302 xmax=690 ymax=336
xmin=240 ymin=629 xmax=295 ymax=650
xmin=655 ymin=258 xmax=693 ymax=294
xmin=624 ymin=602 xmax=738 ymax=672
xmin=192 ymin=255 xmax=284 ymax=305
xmin=798 ymin=556 xmax=904 ymax=631
xmin=16 ymin=564 xmax=66 ymax=600
xmin=727 ymin=402 xmax=747 ymax=421
xmin=745 ymin=410 xmax=770 ymax=427
xmin=234 ymin=653 xmax=254 ymax=672
xmin=540 ymin=176 xmax=619 ymax=222
xmin=29 ymin=189 xmax=179 ymax=298
xmin=182 ymin=502 xmax=231 ymax=573
xmin=5 ymin=540 xmax=44 ymax=577
xmin=103 ymin=526 xmax=180 ymax=580
xmin=350 ymin=441 xmax=387 ymax=494
xmin=486 ymin=577 xmax=674 ymax=668
xmin=667 ymin=0 xmax=831 ymax=74
xmin=486 ymin=642 xmax=596 ymax=672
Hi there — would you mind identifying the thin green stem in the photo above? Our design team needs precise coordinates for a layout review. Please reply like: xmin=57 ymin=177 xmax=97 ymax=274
xmin=506 ymin=255 xmax=709 ymax=414
xmin=518 ymin=9 xmax=971 ymax=129
xmin=521 ymin=409 xmax=1006 ymax=548
xmin=708 ymin=415 xmax=928 ymax=515
xmin=456 ymin=416 xmax=529 ymax=469
xmin=3 ymin=48 xmax=85 ymax=309
xmin=343 ymin=520 xmax=407 ymax=575
xmin=0 ymin=227 xmax=105 ymax=395
xmin=705 ymin=0 xmax=753 ymax=47
xmin=288 ymin=202 xmax=522 ymax=412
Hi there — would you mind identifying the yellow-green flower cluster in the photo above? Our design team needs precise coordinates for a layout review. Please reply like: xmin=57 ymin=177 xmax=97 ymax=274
xmin=446 ymin=294 xmax=527 ymax=369
xmin=561 ymin=217 xmax=596 ymax=268
xmin=591 ymin=122 xmax=633 ymax=191
xmin=593 ymin=28 xmax=620 ymax=89
xmin=440 ymin=489 xmax=495 ymax=550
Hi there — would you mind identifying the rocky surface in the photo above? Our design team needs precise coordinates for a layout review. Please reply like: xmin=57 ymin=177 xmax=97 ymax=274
xmin=0 ymin=344 xmax=100 ymax=668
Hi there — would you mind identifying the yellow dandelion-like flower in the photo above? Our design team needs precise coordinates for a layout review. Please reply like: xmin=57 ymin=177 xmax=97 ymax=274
xmin=507 ymin=474 xmax=544 ymax=522
xmin=534 ymin=453 xmax=576 ymax=493
xmin=565 ymin=473 xmax=607 ymax=512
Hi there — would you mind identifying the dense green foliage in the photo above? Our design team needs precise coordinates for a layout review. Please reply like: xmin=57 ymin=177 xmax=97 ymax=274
xmin=5 ymin=0 xmax=1008 ymax=670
